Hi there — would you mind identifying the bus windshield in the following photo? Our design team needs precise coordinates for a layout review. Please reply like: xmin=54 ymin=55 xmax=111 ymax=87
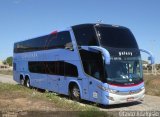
xmin=105 ymin=57 xmax=143 ymax=85
xmin=95 ymin=26 xmax=138 ymax=48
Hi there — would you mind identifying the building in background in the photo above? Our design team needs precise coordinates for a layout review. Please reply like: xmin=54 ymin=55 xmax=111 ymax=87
xmin=142 ymin=60 xmax=149 ymax=70
xmin=0 ymin=60 xmax=10 ymax=70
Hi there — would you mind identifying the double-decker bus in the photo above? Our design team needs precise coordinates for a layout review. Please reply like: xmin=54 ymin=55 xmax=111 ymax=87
xmin=13 ymin=23 xmax=154 ymax=105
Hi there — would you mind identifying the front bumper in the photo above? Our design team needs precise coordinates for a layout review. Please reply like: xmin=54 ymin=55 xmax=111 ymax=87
xmin=107 ymin=89 xmax=145 ymax=105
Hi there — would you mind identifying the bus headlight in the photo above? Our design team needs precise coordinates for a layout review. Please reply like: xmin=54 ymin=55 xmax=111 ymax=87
xmin=106 ymin=96 xmax=114 ymax=101
xmin=108 ymin=89 xmax=118 ymax=94
xmin=98 ymin=85 xmax=108 ymax=91
xmin=98 ymin=85 xmax=118 ymax=94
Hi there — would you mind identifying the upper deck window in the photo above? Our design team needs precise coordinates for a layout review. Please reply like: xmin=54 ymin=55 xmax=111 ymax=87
xmin=14 ymin=31 xmax=73 ymax=53
xmin=72 ymin=25 xmax=99 ymax=46
xmin=95 ymin=26 xmax=138 ymax=48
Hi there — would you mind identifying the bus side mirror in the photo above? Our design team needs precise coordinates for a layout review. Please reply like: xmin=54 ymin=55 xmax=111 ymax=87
xmin=81 ymin=46 xmax=110 ymax=64
xmin=140 ymin=49 xmax=155 ymax=64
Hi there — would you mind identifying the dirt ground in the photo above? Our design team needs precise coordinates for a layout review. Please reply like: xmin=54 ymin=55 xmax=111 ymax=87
xmin=0 ymin=86 xmax=111 ymax=117
xmin=0 ymin=82 xmax=104 ymax=117
xmin=144 ymin=74 xmax=160 ymax=96
xmin=0 ymin=88 xmax=64 ymax=112
xmin=0 ymin=74 xmax=160 ymax=116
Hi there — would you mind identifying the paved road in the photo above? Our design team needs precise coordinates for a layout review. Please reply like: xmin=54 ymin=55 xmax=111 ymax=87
xmin=0 ymin=74 xmax=160 ymax=111
xmin=0 ymin=74 xmax=17 ymax=84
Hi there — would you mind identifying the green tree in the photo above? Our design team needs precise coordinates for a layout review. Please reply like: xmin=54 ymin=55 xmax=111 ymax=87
xmin=6 ymin=57 xmax=13 ymax=66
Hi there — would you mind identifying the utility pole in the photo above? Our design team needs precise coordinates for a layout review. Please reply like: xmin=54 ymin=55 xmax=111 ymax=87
xmin=151 ymin=40 xmax=156 ymax=75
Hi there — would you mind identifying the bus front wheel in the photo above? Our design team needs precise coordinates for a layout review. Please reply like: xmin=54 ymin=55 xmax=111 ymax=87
xmin=70 ymin=85 xmax=81 ymax=102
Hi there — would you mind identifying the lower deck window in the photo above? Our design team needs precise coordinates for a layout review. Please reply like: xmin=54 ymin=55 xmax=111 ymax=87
xmin=28 ymin=61 xmax=78 ymax=77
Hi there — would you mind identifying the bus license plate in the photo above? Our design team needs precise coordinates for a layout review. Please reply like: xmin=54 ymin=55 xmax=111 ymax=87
xmin=127 ymin=97 xmax=134 ymax=102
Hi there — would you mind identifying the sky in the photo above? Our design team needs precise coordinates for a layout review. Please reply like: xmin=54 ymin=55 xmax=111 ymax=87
xmin=0 ymin=0 xmax=160 ymax=63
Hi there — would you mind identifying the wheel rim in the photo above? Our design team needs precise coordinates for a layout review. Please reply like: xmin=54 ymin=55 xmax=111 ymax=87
xmin=20 ymin=79 xmax=24 ymax=85
xmin=26 ymin=79 xmax=30 ymax=88
xmin=72 ymin=86 xmax=80 ymax=100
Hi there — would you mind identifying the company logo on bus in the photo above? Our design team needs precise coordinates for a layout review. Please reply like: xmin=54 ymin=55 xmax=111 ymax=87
xmin=119 ymin=51 xmax=133 ymax=56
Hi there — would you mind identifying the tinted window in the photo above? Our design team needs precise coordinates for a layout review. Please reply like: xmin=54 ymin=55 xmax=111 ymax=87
xmin=14 ymin=31 xmax=73 ymax=53
xmin=28 ymin=61 xmax=78 ymax=77
xmin=64 ymin=62 xmax=78 ymax=77
xmin=79 ymin=50 xmax=106 ymax=81
xmin=72 ymin=25 xmax=98 ymax=46
xmin=28 ymin=62 xmax=46 ymax=74
xmin=45 ymin=62 xmax=56 ymax=74
xmin=14 ymin=35 xmax=49 ymax=53
xmin=96 ymin=26 xmax=138 ymax=48
xmin=47 ymin=31 xmax=73 ymax=50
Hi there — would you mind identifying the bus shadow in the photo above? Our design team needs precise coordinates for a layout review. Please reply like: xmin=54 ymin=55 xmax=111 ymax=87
xmin=100 ymin=101 xmax=142 ymax=109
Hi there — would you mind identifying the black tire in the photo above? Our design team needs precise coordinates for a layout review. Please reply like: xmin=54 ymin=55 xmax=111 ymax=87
xmin=70 ymin=85 xmax=81 ymax=102
xmin=20 ymin=78 xmax=25 ymax=86
xmin=26 ymin=78 xmax=31 ymax=88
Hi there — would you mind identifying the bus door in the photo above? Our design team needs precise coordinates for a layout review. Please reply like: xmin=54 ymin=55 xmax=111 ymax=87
xmin=79 ymin=49 xmax=104 ymax=103
xmin=87 ymin=53 xmax=104 ymax=103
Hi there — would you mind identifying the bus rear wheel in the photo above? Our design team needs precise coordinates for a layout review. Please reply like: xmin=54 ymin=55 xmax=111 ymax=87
xmin=20 ymin=78 xmax=25 ymax=86
xmin=70 ymin=85 xmax=81 ymax=102
xmin=26 ymin=78 xmax=31 ymax=88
